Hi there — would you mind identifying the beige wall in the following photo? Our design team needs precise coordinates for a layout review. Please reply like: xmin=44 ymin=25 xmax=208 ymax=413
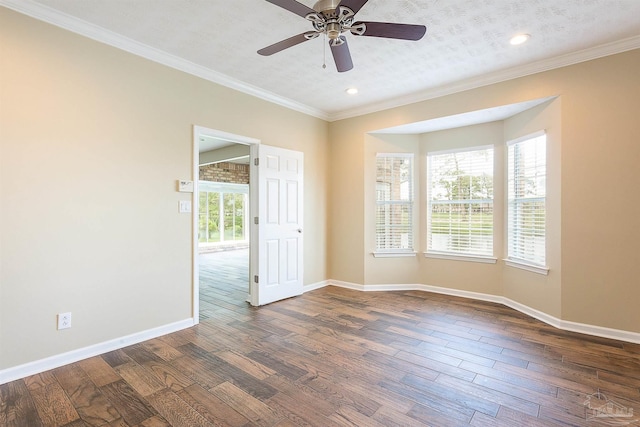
xmin=328 ymin=49 xmax=640 ymax=333
xmin=559 ymin=52 xmax=640 ymax=330
xmin=327 ymin=119 xmax=366 ymax=284
xmin=0 ymin=8 xmax=328 ymax=370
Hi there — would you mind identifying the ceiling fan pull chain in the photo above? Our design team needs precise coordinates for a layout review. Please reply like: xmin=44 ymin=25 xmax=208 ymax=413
xmin=323 ymin=33 xmax=327 ymax=69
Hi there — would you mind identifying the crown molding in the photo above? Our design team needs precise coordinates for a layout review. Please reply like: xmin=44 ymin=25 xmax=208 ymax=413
xmin=0 ymin=0 xmax=330 ymax=121
xmin=328 ymin=35 xmax=640 ymax=121
xmin=3 ymin=0 xmax=639 ymax=123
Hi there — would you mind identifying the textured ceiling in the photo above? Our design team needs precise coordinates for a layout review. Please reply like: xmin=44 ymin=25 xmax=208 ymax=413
xmin=5 ymin=0 xmax=640 ymax=120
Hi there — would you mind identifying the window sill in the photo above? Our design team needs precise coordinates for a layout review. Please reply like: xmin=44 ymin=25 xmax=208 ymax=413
xmin=372 ymin=251 xmax=417 ymax=258
xmin=504 ymin=259 xmax=549 ymax=275
xmin=424 ymin=252 xmax=497 ymax=264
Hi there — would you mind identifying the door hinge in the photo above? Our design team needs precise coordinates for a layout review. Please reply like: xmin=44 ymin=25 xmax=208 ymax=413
xmin=254 ymin=217 xmax=259 ymax=225
xmin=254 ymin=158 xmax=259 ymax=166
xmin=254 ymin=275 xmax=259 ymax=283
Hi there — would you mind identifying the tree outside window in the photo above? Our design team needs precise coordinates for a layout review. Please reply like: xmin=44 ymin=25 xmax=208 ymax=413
xmin=427 ymin=147 xmax=494 ymax=256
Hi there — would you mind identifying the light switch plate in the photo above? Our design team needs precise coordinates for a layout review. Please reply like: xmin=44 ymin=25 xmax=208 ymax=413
xmin=177 ymin=180 xmax=194 ymax=193
xmin=179 ymin=200 xmax=192 ymax=213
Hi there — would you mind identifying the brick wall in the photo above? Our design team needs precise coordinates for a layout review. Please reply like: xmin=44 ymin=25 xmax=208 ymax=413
xmin=199 ymin=162 xmax=249 ymax=184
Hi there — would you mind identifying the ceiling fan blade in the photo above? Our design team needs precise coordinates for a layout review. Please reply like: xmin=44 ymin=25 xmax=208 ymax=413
xmin=338 ymin=0 xmax=369 ymax=14
xmin=258 ymin=32 xmax=318 ymax=56
xmin=353 ymin=21 xmax=427 ymax=41
xmin=330 ymin=36 xmax=354 ymax=72
xmin=265 ymin=0 xmax=316 ymax=18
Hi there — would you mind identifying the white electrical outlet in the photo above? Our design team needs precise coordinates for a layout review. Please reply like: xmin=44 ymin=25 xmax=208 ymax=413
xmin=57 ymin=312 xmax=72 ymax=330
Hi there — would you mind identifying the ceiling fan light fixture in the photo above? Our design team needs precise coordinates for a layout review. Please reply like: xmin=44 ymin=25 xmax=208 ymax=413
xmin=510 ymin=33 xmax=531 ymax=45
xmin=327 ymin=22 xmax=341 ymax=39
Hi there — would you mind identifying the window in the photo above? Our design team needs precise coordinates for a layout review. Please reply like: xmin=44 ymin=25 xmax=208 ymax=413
xmin=427 ymin=146 xmax=494 ymax=257
xmin=198 ymin=181 xmax=248 ymax=245
xmin=375 ymin=154 xmax=414 ymax=253
xmin=507 ymin=132 xmax=546 ymax=267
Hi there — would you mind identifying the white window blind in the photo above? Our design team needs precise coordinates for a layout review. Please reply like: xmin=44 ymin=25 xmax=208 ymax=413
xmin=376 ymin=154 xmax=414 ymax=252
xmin=427 ymin=146 xmax=494 ymax=256
xmin=507 ymin=132 xmax=547 ymax=266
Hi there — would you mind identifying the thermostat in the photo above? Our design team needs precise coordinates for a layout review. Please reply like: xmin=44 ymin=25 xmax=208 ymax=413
xmin=177 ymin=180 xmax=194 ymax=193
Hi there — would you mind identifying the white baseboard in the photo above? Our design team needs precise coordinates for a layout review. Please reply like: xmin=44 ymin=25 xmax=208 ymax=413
xmin=303 ymin=280 xmax=330 ymax=293
xmin=320 ymin=280 xmax=640 ymax=345
xmin=0 ymin=318 xmax=194 ymax=385
xmin=4 ymin=280 xmax=639 ymax=385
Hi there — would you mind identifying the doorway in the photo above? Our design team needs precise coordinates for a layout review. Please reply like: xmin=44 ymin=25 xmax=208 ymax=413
xmin=192 ymin=126 xmax=259 ymax=323
xmin=192 ymin=126 xmax=305 ymax=320
xmin=198 ymin=170 xmax=250 ymax=321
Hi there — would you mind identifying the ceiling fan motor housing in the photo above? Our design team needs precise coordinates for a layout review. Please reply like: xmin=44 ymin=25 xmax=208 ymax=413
xmin=308 ymin=0 xmax=356 ymax=40
xmin=313 ymin=0 xmax=341 ymax=14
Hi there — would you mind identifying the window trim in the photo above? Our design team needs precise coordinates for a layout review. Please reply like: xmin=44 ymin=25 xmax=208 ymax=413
xmin=503 ymin=258 xmax=549 ymax=275
xmin=506 ymin=130 xmax=548 ymax=269
xmin=424 ymin=251 xmax=497 ymax=264
xmin=506 ymin=130 xmax=546 ymax=146
xmin=426 ymin=145 xmax=495 ymax=258
xmin=372 ymin=251 xmax=417 ymax=258
xmin=375 ymin=153 xmax=415 ymax=253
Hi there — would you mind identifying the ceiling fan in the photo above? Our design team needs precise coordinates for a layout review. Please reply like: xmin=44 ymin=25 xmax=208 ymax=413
xmin=258 ymin=0 xmax=427 ymax=72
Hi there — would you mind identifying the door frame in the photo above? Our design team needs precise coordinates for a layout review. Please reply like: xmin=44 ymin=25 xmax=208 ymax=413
xmin=192 ymin=125 xmax=260 ymax=324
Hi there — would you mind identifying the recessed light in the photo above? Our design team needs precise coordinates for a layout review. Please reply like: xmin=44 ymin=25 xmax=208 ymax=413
xmin=346 ymin=87 xmax=358 ymax=95
xmin=510 ymin=34 xmax=530 ymax=45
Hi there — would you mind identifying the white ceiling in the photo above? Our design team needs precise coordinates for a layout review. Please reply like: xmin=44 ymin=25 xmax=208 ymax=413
xmin=4 ymin=0 xmax=640 ymax=121
xmin=199 ymin=136 xmax=237 ymax=153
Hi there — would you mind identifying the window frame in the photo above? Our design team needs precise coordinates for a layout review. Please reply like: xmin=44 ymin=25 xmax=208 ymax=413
xmin=505 ymin=130 xmax=549 ymax=274
xmin=198 ymin=181 xmax=249 ymax=246
xmin=425 ymin=145 xmax=496 ymax=262
xmin=373 ymin=153 xmax=416 ymax=257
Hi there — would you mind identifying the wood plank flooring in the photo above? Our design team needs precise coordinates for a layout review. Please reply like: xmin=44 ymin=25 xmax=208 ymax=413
xmin=2 ymin=253 xmax=640 ymax=426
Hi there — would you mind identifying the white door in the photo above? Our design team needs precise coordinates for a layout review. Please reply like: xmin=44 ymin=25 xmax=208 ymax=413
xmin=251 ymin=145 xmax=303 ymax=306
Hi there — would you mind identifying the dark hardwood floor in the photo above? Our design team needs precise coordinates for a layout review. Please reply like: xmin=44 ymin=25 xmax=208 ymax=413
xmin=198 ymin=249 xmax=250 ymax=323
xmin=2 ymin=252 xmax=640 ymax=426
